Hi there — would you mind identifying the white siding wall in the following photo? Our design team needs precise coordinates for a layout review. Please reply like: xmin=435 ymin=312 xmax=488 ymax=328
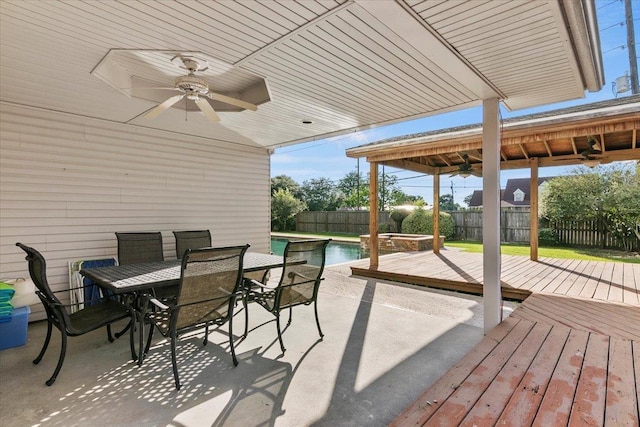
xmin=0 ymin=103 xmax=271 ymax=320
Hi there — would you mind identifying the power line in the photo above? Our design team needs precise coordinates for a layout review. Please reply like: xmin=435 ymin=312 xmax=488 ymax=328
xmin=597 ymin=0 xmax=621 ymax=10
xmin=600 ymin=21 xmax=624 ymax=32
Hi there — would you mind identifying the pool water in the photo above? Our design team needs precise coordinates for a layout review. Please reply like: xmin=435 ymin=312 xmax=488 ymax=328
xmin=271 ymin=238 xmax=364 ymax=266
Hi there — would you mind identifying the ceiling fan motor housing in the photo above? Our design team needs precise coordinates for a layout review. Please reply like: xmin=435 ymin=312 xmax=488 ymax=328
xmin=175 ymin=75 xmax=209 ymax=96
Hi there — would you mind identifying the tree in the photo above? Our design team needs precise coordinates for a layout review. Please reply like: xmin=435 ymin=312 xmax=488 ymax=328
xmin=375 ymin=172 xmax=422 ymax=210
xmin=463 ymin=193 xmax=474 ymax=207
xmin=271 ymin=175 xmax=302 ymax=198
xmin=337 ymin=170 xmax=367 ymax=209
xmin=439 ymin=194 xmax=460 ymax=211
xmin=335 ymin=169 xmax=424 ymax=211
xmin=541 ymin=164 xmax=640 ymax=251
xmin=301 ymin=177 xmax=344 ymax=211
xmin=271 ymin=188 xmax=306 ymax=231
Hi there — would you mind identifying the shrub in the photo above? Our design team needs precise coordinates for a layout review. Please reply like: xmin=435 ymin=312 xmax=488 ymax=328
xmin=538 ymin=228 xmax=559 ymax=246
xmin=378 ymin=223 xmax=391 ymax=233
xmin=390 ymin=209 xmax=411 ymax=232
xmin=401 ymin=208 xmax=455 ymax=239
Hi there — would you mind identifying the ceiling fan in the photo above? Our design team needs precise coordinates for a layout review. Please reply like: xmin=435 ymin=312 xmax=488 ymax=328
xmin=144 ymin=55 xmax=258 ymax=123
xmin=547 ymin=136 xmax=606 ymax=167
xmin=579 ymin=137 xmax=603 ymax=167
xmin=450 ymin=153 xmax=482 ymax=178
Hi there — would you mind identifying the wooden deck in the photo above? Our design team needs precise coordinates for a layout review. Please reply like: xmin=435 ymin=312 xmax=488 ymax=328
xmin=349 ymin=251 xmax=640 ymax=426
xmin=350 ymin=250 xmax=640 ymax=304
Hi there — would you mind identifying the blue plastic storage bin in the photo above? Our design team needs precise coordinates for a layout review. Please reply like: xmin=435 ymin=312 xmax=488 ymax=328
xmin=0 ymin=305 xmax=30 ymax=350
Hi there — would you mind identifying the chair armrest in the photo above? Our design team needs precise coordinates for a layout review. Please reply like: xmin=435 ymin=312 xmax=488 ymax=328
xmin=287 ymin=271 xmax=314 ymax=281
xmin=249 ymin=279 xmax=277 ymax=290
xmin=149 ymin=297 xmax=170 ymax=311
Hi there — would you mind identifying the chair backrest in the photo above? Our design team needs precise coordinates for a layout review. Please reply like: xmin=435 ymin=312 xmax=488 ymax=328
xmin=277 ymin=239 xmax=331 ymax=308
xmin=174 ymin=244 xmax=249 ymax=331
xmin=116 ymin=232 xmax=164 ymax=265
xmin=172 ymin=230 xmax=212 ymax=260
xmin=16 ymin=242 xmax=70 ymax=324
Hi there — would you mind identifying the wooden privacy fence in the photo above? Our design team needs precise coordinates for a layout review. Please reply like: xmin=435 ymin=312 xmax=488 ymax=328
xmin=449 ymin=210 xmax=531 ymax=243
xmin=448 ymin=210 xmax=637 ymax=250
xmin=296 ymin=210 xmax=637 ymax=251
xmin=296 ymin=211 xmax=390 ymax=234
xmin=552 ymin=218 xmax=639 ymax=251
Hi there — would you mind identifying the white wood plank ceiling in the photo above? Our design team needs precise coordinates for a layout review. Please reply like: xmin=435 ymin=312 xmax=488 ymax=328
xmin=0 ymin=0 xmax=603 ymax=149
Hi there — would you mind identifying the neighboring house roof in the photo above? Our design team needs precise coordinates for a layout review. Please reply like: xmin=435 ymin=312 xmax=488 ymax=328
xmin=468 ymin=190 xmax=484 ymax=207
xmin=468 ymin=178 xmax=555 ymax=207
xmin=503 ymin=177 xmax=555 ymax=206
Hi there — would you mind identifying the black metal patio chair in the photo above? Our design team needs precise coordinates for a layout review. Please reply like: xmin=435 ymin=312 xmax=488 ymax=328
xmin=116 ymin=231 xmax=164 ymax=265
xmin=172 ymin=230 xmax=211 ymax=259
xmin=15 ymin=243 xmax=132 ymax=386
xmin=144 ymin=244 xmax=249 ymax=390
xmin=244 ymin=239 xmax=331 ymax=353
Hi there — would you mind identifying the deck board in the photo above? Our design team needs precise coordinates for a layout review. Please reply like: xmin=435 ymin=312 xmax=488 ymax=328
xmin=623 ymin=263 xmax=640 ymax=305
xmin=424 ymin=319 xmax=536 ymax=425
xmin=496 ymin=325 xmax=571 ymax=425
xmin=388 ymin=317 xmax=523 ymax=427
xmin=605 ymin=338 xmax=639 ymax=426
xmin=531 ymin=329 xmax=590 ymax=427
xmin=458 ymin=322 xmax=553 ymax=426
xmin=568 ymin=334 xmax=609 ymax=426
xmin=354 ymin=250 xmax=640 ymax=427
xmin=511 ymin=293 xmax=640 ymax=341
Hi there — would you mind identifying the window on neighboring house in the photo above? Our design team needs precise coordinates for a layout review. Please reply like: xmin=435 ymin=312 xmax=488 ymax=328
xmin=513 ymin=189 xmax=525 ymax=202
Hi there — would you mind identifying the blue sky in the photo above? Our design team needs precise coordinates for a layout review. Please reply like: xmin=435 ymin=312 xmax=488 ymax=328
xmin=271 ymin=0 xmax=639 ymax=206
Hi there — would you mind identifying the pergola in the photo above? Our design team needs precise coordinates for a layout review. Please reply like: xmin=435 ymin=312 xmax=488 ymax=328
xmin=346 ymin=95 xmax=640 ymax=322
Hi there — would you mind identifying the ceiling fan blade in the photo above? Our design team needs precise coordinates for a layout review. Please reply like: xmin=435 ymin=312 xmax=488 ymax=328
xmin=145 ymin=94 xmax=184 ymax=119
xmin=207 ymin=92 xmax=258 ymax=111
xmin=131 ymin=86 xmax=178 ymax=91
xmin=195 ymin=97 xmax=220 ymax=123
xmin=449 ymin=170 xmax=460 ymax=177
xmin=471 ymin=170 xmax=483 ymax=177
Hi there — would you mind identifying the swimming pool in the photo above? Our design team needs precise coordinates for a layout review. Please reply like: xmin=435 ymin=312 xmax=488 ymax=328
xmin=271 ymin=238 xmax=364 ymax=266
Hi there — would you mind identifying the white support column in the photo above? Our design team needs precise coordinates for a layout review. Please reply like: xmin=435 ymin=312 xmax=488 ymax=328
xmin=369 ymin=161 xmax=379 ymax=269
xmin=482 ymin=98 xmax=502 ymax=333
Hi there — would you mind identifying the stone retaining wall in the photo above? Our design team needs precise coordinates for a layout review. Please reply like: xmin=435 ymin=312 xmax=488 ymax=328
xmin=360 ymin=233 xmax=444 ymax=252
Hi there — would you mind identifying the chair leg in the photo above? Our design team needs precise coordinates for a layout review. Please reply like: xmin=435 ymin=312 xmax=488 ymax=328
xmin=203 ymin=324 xmax=209 ymax=346
xmin=275 ymin=312 xmax=286 ymax=353
xmin=106 ymin=324 xmax=115 ymax=343
xmin=242 ymin=292 xmax=249 ymax=338
xmin=113 ymin=319 xmax=132 ymax=339
xmin=33 ymin=320 xmax=52 ymax=365
xmin=170 ymin=333 xmax=181 ymax=390
xmin=129 ymin=315 xmax=137 ymax=361
xmin=287 ymin=305 xmax=293 ymax=326
xmin=46 ymin=330 xmax=67 ymax=386
xmin=144 ymin=322 xmax=154 ymax=355
xmin=229 ymin=316 xmax=238 ymax=366
xmin=314 ymin=300 xmax=324 ymax=339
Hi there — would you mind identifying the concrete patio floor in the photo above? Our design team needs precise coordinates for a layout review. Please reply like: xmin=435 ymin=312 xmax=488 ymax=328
xmin=0 ymin=263 xmax=516 ymax=427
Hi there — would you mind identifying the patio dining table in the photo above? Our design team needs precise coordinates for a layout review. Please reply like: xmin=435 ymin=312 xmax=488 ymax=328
xmin=80 ymin=252 xmax=289 ymax=365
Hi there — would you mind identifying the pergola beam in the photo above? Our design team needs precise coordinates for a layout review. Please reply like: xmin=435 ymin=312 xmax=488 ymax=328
xmin=530 ymin=158 xmax=539 ymax=261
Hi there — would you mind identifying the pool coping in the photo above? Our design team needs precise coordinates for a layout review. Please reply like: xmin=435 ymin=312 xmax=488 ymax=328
xmin=270 ymin=232 xmax=360 ymax=244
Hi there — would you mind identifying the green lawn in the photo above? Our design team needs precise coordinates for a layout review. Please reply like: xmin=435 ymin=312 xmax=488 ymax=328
xmin=444 ymin=241 xmax=640 ymax=263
